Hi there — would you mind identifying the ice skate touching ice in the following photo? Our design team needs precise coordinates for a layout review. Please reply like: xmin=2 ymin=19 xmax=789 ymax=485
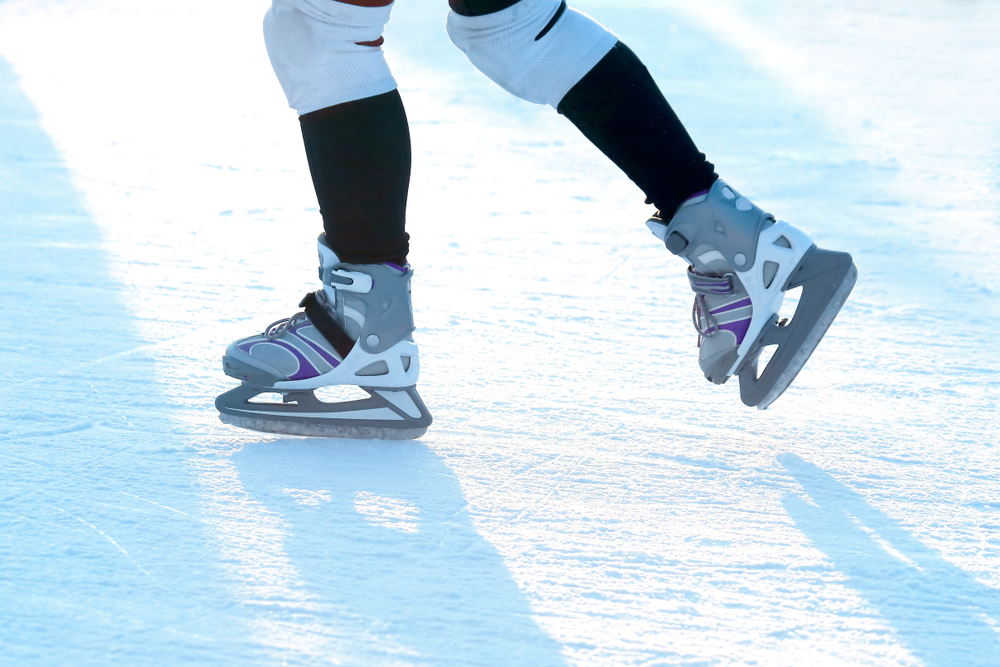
xmin=215 ymin=234 xmax=432 ymax=439
xmin=646 ymin=179 xmax=857 ymax=409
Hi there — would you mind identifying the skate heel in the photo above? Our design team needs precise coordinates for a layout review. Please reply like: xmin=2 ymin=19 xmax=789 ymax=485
xmin=737 ymin=246 xmax=858 ymax=409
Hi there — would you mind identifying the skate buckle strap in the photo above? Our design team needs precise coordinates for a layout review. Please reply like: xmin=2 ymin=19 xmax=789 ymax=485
xmin=299 ymin=291 xmax=355 ymax=359
xmin=687 ymin=270 xmax=734 ymax=296
xmin=320 ymin=267 xmax=373 ymax=293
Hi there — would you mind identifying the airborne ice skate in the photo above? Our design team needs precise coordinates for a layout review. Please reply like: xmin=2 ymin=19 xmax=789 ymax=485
xmin=215 ymin=234 xmax=432 ymax=439
xmin=647 ymin=179 xmax=857 ymax=409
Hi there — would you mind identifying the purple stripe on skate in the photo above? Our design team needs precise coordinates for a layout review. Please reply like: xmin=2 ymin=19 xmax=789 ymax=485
xmin=271 ymin=339 xmax=320 ymax=381
xmin=711 ymin=297 xmax=753 ymax=315
xmin=718 ymin=318 xmax=751 ymax=344
xmin=291 ymin=327 xmax=343 ymax=369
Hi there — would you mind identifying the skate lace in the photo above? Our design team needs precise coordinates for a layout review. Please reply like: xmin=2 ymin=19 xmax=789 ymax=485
xmin=692 ymin=295 xmax=720 ymax=339
xmin=263 ymin=312 xmax=310 ymax=339
xmin=688 ymin=270 xmax=733 ymax=340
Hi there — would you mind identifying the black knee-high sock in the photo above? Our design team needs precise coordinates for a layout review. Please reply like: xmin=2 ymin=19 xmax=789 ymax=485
xmin=299 ymin=90 xmax=411 ymax=265
xmin=558 ymin=42 xmax=718 ymax=217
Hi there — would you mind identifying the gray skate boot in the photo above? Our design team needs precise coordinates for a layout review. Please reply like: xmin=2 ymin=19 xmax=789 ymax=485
xmin=647 ymin=179 xmax=857 ymax=409
xmin=215 ymin=234 xmax=432 ymax=439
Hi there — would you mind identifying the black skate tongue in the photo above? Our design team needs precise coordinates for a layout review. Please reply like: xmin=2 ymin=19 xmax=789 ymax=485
xmin=299 ymin=291 xmax=355 ymax=359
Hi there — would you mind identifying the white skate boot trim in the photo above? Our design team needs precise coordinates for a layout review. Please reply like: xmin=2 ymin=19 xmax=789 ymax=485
xmin=226 ymin=406 xmax=402 ymax=422
xmin=343 ymin=306 xmax=365 ymax=328
xmin=696 ymin=250 xmax=727 ymax=266
xmin=729 ymin=219 xmax=814 ymax=376
xmin=646 ymin=219 xmax=669 ymax=242
xmin=323 ymin=267 xmax=374 ymax=293
xmin=373 ymin=389 xmax=424 ymax=419
xmin=318 ymin=236 xmax=339 ymax=268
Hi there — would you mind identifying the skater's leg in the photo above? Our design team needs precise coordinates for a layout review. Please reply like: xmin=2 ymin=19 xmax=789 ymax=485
xmin=216 ymin=0 xmax=429 ymax=438
xmin=264 ymin=0 xmax=409 ymax=264
xmin=557 ymin=43 xmax=717 ymax=218
xmin=300 ymin=92 xmax=411 ymax=265
xmin=446 ymin=0 xmax=716 ymax=215
xmin=447 ymin=0 xmax=856 ymax=408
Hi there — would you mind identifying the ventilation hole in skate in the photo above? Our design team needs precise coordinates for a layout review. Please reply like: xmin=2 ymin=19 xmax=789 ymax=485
xmin=757 ymin=344 xmax=779 ymax=373
xmin=774 ymin=235 xmax=792 ymax=249
xmin=401 ymin=356 xmax=411 ymax=372
xmin=763 ymin=261 xmax=780 ymax=289
xmin=357 ymin=360 xmax=389 ymax=376
xmin=781 ymin=286 xmax=803 ymax=323
xmin=247 ymin=392 xmax=285 ymax=404
xmin=313 ymin=385 xmax=372 ymax=404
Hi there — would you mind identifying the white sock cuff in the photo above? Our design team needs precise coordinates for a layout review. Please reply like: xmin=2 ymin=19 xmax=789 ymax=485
xmin=447 ymin=0 xmax=618 ymax=108
xmin=264 ymin=0 xmax=398 ymax=115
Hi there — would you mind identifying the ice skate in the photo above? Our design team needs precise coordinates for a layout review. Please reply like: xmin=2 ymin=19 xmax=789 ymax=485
xmin=647 ymin=179 xmax=857 ymax=409
xmin=215 ymin=234 xmax=432 ymax=439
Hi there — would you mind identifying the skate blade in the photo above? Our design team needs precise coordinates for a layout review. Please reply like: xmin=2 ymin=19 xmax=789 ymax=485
xmin=738 ymin=249 xmax=858 ymax=409
xmin=215 ymin=383 xmax=432 ymax=440
xmin=218 ymin=413 xmax=427 ymax=440
xmin=754 ymin=262 xmax=857 ymax=409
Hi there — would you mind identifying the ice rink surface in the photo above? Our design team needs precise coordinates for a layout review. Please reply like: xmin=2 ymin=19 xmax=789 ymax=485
xmin=1 ymin=0 xmax=998 ymax=664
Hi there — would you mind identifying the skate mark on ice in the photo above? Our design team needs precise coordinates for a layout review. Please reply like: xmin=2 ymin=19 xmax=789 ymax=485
xmin=495 ymin=455 xmax=589 ymax=533
xmin=779 ymin=453 xmax=1000 ymax=667
xmin=0 ymin=451 xmax=49 ymax=467
xmin=0 ymin=332 xmax=204 ymax=395
xmin=471 ymin=450 xmax=576 ymax=507
xmin=83 ymin=380 xmax=135 ymax=428
xmin=1 ymin=436 xmax=156 ymax=505
xmin=120 ymin=490 xmax=193 ymax=518
xmin=592 ymin=252 xmax=631 ymax=284
xmin=51 ymin=505 xmax=150 ymax=577
xmin=0 ymin=419 xmax=94 ymax=443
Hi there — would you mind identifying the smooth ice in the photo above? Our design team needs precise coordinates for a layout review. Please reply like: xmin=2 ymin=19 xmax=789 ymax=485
xmin=1 ymin=0 xmax=998 ymax=665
